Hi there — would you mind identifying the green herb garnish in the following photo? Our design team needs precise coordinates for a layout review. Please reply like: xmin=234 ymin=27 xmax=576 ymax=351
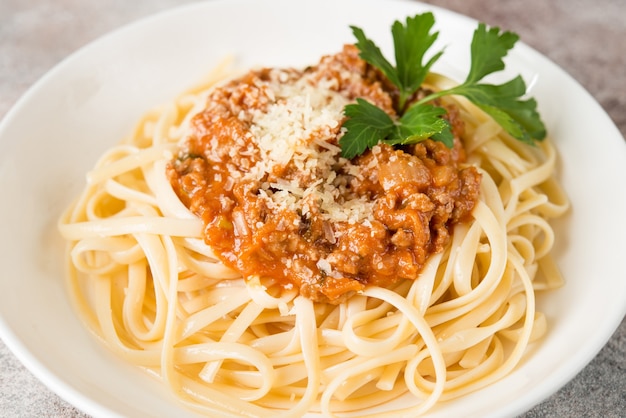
xmin=339 ymin=12 xmax=546 ymax=159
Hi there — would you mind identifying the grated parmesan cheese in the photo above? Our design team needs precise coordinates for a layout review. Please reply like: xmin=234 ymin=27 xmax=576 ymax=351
xmin=228 ymin=68 xmax=376 ymax=224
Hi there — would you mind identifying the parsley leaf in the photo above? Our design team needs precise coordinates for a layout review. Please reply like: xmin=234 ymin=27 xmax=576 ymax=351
xmin=339 ymin=99 xmax=395 ymax=159
xmin=444 ymin=76 xmax=546 ymax=143
xmin=390 ymin=104 xmax=453 ymax=147
xmin=351 ymin=13 xmax=443 ymax=111
xmin=419 ymin=23 xmax=546 ymax=144
xmin=391 ymin=13 xmax=444 ymax=111
xmin=339 ymin=100 xmax=453 ymax=160
xmin=465 ymin=24 xmax=519 ymax=84
xmin=350 ymin=26 xmax=400 ymax=92
xmin=340 ymin=13 xmax=546 ymax=158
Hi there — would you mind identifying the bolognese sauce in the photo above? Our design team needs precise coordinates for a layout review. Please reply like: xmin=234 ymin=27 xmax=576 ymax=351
xmin=167 ymin=45 xmax=481 ymax=303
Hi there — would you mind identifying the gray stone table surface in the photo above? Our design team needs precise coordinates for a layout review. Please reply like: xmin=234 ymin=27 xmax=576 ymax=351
xmin=1 ymin=0 xmax=624 ymax=417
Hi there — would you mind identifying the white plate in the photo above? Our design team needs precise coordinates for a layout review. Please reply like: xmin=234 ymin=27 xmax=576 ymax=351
xmin=1 ymin=0 xmax=625 ymax=417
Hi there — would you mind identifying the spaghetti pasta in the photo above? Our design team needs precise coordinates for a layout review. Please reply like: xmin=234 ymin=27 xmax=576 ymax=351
xmin=58 ymin=51 xmax=569 ymax=417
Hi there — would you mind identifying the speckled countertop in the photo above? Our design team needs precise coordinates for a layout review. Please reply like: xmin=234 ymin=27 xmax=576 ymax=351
xmin=1 ymin=0 xmax=625 ymax=417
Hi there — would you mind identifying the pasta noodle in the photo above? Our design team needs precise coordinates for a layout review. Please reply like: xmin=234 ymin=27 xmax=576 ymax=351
xmin=58 ymin=59 xmax=569 ymax=417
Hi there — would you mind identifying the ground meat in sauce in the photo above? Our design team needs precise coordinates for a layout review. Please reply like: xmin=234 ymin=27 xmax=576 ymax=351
xmin=167 ymin=44 xmax=482 ymax=304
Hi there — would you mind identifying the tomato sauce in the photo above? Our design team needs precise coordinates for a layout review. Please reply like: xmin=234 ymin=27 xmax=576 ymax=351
xmin=167 ymin=45 xmax=481 ymax=303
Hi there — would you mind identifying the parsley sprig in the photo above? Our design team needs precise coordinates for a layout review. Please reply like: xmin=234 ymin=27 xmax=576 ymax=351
xmin=339 ymin=13 xmax=546 ymax=159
